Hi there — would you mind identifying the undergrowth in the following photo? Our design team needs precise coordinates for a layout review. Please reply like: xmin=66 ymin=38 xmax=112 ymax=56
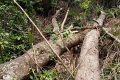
xmin=0 ymin=1 xmax=31 ymax=63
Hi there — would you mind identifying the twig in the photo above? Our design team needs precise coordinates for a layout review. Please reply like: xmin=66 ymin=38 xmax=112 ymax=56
xmin=61 ymin=9 xmax=69 ymax=32
xmin=13 ymin=0 xmax=73 ymax=78
xmin=103 ymin=27 xmax=120 ymax=43
xmin=53 ymin=9 xmax=72 ymax=56
xmin=52 ymin=8 xmax=73 ymax=57
xmin=52 ymin=8 xmax=74 ymax=78
xmin=54 ymin=8 xmax=63 ymax=18
xmin=52 ymin=8 xmax=62 ymax=33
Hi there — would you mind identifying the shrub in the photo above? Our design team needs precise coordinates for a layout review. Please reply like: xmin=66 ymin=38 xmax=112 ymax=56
xmin=0 ymin=2 xmax=31 ymax=63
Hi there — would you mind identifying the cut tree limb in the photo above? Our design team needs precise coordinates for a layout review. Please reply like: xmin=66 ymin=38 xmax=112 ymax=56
xmin=75 ymin=30 xmax=100 ymax=80
xmin=75 ymin=11 xmax=106 ymax=80
xmin=93 ymin=11 xmax=106 ymax=27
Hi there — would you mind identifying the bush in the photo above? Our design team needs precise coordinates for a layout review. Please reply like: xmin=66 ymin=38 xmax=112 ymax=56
xmin=0 ymin=0 xmax=59 ymax=63
xmin=0 ymin=1 xmax=31 ymax=63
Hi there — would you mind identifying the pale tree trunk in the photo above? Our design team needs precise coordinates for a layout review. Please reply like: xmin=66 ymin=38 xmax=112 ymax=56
xmin=75 ymin=30 xmax=100 ymax=80
xmin=75 ymin=11 xmax=106 ymax=80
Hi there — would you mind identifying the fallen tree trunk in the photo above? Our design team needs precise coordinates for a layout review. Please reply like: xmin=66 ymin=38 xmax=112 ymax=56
xmin=75 ymin=11 xmax=106 ymax=80
xmin=0 ymin=8 xmax=106 ymax=80
xmin=0 ymin=29 xmax=89 ymax=80
xmin=75 ymin=30 xmax=100 ymax=80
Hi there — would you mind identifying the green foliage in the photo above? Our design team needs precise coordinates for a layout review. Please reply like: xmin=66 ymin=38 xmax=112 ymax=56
xmin=102 ymin=63 xmax=120 ymax=80
xmin=69 ymin=0 xmax=120 ymax=20
xmin=17 ymin=0 xmax=35 ymax=14
xmin=0 ymin=0 xmax=60 ymax=63
xmin=106 ymin=8 xmax=120 ymax=18
xmin=0 ymin=0 xmax=37 ymax=18
xmin=29 ymin=69 xmax=58 ymax=80
xmin=99 ymin=0 xmax=119 ymax=9
xmin=0 ymin=31 xmax=9 ymax=48
xmin=80 ymin=0 xmax=92 ymax=10
xmin=68 ymin=0 xmax=100 ymax=26
xmin=79 ymin=0 xmax=98 ymax=20
xmin=50 ymin=33 xmax=58 ymax=43
xmin=62 ymin=29 xmax=73 ymax=38
xmin=0 ymin=1 xmax=31 ymax=63
xmin=50 ymin=0 xmax=58 ymax=8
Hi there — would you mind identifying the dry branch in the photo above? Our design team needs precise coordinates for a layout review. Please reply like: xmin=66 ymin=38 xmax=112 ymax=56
xmin=52 ymin=8 xmax=73 ymax=63
xmin=52 ymin=8 xmax=62 ymax=33
xmin=103 ymin=27 xmax=120 ymax=43
xmin=61 ymin=9 xmax=69 ymax=32
xmin=52 ymin=8 xmax=74 ymax=78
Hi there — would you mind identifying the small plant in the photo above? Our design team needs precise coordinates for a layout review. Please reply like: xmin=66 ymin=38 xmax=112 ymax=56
xmin=106 ymin=8 xmax=120 ymax=18
xmin=29 ymin=69 xmax=58 ymax=80
xmin=101 ymin=63 xmax=120 ymax=80
xmin=80 ymin=0 xmax=91 ymax=10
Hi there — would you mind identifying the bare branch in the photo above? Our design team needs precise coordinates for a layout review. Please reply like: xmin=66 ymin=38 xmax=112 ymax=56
xmin=52 ymin=8 xmax=75 ymax=78
xmin=103 ymin=27 xmax=120 ymax=43
xmin=61 ymin=9 xmax=69 ymax=32
xmin=52 ymin=8 xmax=62 ymax=33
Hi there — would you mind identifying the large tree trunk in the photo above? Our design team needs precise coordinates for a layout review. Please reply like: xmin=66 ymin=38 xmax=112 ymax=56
xmin=75 ymin=11 xmax=106 ymax=80
xmin=75 ymin=30 xmax=100 ymax=80
xmin=0 ymin=29 xmax=90 ymax=80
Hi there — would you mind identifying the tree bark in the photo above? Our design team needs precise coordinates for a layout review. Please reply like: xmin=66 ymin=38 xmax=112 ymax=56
xmin=75 ymin=11 xmax=106 ymax=80
xmin=75 ymin=30 xmax=100 ymax=80
xmin=0 ymin=29 xmax=89 ymax=80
